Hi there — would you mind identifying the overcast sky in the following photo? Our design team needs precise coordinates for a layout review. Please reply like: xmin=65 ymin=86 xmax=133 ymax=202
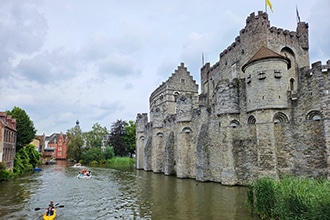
xmin=1 ymin=0 xmax=329 ymax=135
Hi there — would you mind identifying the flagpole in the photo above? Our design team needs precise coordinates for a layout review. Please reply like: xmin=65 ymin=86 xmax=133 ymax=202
xmin=265 ymin=0 xmax=267 ymax=13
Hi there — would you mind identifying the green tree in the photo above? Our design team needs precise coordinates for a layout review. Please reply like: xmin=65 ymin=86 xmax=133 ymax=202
xmin=84 ymin=123 xmax=108 ymax=149
xmin=66 ymin=125 xmax=84 ymax=162
xmin=103 ymin=146 xmax=114 ymax=160
xmin=122 ymin=120 xmax=136 ymax=157
xmin=108 ymin=119 xmax=128 ymax=156
xmin=6 ymin=106 xmax=37 ymax=151
xmin=81 ymin=147 xmax=104 ymax=164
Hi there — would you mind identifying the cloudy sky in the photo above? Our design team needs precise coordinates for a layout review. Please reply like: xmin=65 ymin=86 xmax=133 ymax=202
xmin=1 ymin=0 xmax=329 ymax=135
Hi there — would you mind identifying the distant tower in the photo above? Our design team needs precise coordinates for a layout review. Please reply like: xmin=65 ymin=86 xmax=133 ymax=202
xmin=75 ymin=120 xmax=80 ymax=129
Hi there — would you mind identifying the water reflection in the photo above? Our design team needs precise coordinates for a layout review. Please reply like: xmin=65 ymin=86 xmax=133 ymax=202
xmin=0 ymin=161 xmax=260 ymax=220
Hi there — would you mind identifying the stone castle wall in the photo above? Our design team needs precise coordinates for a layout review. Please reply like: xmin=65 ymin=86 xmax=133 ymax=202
xmin=136 ymin=11 xmax=330 ymax=185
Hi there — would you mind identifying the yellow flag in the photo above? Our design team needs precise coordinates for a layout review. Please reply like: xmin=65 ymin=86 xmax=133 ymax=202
xmin=266 ymin=0 xmax=273 ymax=12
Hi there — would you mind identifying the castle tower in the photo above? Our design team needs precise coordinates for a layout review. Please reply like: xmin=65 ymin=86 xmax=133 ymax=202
xmin=149 ymin=63 xmax=199 ymax=127
xmin=242 ymin=46 xmax=291 ymax=112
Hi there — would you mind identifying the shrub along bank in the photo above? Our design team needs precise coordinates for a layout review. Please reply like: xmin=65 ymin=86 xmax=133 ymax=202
xmin=0 ymin=144 xmax=41 ymax=182
xmin=246 ymin=176 xmax=330 ymax=219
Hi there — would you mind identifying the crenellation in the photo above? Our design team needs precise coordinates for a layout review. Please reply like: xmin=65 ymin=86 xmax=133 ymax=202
xmin=136 ymin=11 xmax=330 ymax=185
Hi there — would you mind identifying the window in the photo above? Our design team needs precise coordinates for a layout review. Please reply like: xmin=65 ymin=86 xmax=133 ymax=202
xmin=273 ymin=112 xmax=289 ymax=124
xmin=258 ymin=71 xmax=266 ymax=80
xmin=229 ymin=120 xmax=240 ymax=128
xmin=306 ymin=110 xmax=322 ymax=121
xmin=248 ymin=115 xmax=256 ymax=125
xmin=231 ymin=63 xmax=237 ymax=79
xmin=274 ymin=70 xmax=282 ymax=78
xmin=246 ymin=74 xmax=251 ymax=84
xmin=290 ymin=78 xmax=295 ymax=91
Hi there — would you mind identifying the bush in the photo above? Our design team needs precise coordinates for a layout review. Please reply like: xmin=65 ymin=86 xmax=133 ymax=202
xmin=0 ymin=162 xmax=13 ymax=181
xmin=246 ymin=176 xmax=330 ymax=220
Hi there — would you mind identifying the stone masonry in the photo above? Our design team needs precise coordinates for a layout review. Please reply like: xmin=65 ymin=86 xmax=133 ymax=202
xmin=136 ymin=11 xmax=330 ymax=185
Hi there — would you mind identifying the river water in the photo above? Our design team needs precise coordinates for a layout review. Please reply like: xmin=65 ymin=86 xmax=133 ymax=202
xmin=0 ymin=160 xmax=260 ymax=220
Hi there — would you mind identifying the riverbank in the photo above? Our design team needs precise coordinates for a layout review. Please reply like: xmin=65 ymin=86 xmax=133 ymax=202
xmin=246 ymin=176 xmax=330 ymax=219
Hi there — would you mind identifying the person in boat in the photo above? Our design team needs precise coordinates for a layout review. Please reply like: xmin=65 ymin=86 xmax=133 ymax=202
xmin=45 ymin=201 xmax=54 ymax=216
xmin=86 ymin=170 xmax=91 ymax=176
xmin=78 ymin=171 xmax=84 ymax=178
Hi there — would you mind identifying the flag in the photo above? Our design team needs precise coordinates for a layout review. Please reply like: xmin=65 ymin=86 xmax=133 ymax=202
xmin=266 ymin=0 xmax=273 ymax=12
xmin=296 ymin=5 xmax=301 ymax=23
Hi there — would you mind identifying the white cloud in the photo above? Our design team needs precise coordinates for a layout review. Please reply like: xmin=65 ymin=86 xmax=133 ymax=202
xmin=0 ymin=0 xmax=328 ymax=135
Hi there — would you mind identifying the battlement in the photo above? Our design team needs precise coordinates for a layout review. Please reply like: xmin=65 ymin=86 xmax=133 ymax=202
xmin=311 ymin=60 xmax=330 ymax=73
xmin=136 ymin=113 xmax=148 ymax=119
xmin=218 ymin=11 xmax=309 ymax=62
xmin=201 ymin=61 xmax=220 ymax=84
xmin=302 ymin=60 xmax=330 ymax=76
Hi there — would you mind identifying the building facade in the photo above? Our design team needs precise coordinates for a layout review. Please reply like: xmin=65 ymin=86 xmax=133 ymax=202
xmin=0 ymin=112 xmax=17 ymax=170
xmin=136 ymin=11 xmax=330 ymax=185
xmin=46 ymin=132 xmax=68 ymax=160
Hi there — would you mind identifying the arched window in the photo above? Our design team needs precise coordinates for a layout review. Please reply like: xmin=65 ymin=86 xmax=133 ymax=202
xmin=229 ymin=120 xmax=240 ymax=127
xmin=182 ymin=127 xmax=192 ymax=133
xmin=306 ymin=110 xmax=322 ymax=121
xmin=273 ymin=112 xmax=289 ymax=124
xmin=290 ymin=78 xmax=295 ymax=91
xmin=156 ymin=132 xmax=163 ymax=137
xmin=248 ymin=115 xmax=256 ymax=125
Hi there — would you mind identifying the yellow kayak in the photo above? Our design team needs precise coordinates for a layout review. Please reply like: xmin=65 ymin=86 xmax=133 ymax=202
xmin=43 ymin=209 xmax=56 ymax=220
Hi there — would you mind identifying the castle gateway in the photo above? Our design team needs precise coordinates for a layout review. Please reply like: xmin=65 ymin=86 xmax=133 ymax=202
xmin=136 ymin=11 xmax=330 ymax=185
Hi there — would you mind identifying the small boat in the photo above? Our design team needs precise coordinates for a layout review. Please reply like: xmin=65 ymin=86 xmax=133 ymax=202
xmin=77 ymin=173 xmax=92 ymax=179
xmin=46 ymin=159 xmax=56 ymax=165
xmin=73 ymin=163 xmax=82 ymax=168
xmin=33 ymin=167 xmax=42 ymax=172
xmin=43 ymin=209 xmax=56 ymax=220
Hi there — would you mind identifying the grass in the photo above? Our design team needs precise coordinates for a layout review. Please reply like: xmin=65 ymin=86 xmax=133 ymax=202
xmin=107 ymin=157 xmax=135 ymax=166
xmin=246 ymin=176 xmax=330 ymax=220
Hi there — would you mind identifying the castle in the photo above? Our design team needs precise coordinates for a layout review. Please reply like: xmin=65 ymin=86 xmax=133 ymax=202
xmin=135 ymin=11 xmax=330 ymax=185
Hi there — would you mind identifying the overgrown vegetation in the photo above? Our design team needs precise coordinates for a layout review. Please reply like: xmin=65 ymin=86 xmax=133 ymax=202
xmin=0 ymin=162 xmax=13 ymax=181
xmin=66 ymin=120 xmax=136 ymax=165
xmin=14 ymin=144 xmax=41 ymax=175
xmin=1 ymin=144 xmax=41 ymax=181
xmin=1 ymin=107 xmax=39 ymax=182
xmin=246 ymin=176 xmax=330 ymax=220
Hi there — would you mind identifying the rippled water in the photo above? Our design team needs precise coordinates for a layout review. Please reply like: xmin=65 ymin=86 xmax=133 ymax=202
xmin=0 ymin=161 xmax=260 ymax=220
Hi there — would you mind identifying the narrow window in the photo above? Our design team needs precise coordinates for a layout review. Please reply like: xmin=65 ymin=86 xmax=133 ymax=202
xmin=231 ymin=63 xmax=237 ymax=79
xmin=290 ymin=78 xmax=295 ymax=91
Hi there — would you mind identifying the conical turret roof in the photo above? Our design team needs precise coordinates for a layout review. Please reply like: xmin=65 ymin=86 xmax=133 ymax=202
xmin=242 ymin=46 xmax=291 ymax=72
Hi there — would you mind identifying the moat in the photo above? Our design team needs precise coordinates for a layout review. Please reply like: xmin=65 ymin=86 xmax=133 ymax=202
xmin=0 ymin=161 xmax=260 ymax=219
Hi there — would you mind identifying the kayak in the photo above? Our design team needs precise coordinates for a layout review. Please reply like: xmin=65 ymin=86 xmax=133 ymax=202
xmin=33 ymin=167 xmax=42 ymax=172
xmin=43 ymin=209 xmax=56 ymax=220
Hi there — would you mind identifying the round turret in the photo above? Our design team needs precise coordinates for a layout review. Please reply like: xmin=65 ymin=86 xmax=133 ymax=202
xmin=242 ymin=46 xmax=290 ymax=112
